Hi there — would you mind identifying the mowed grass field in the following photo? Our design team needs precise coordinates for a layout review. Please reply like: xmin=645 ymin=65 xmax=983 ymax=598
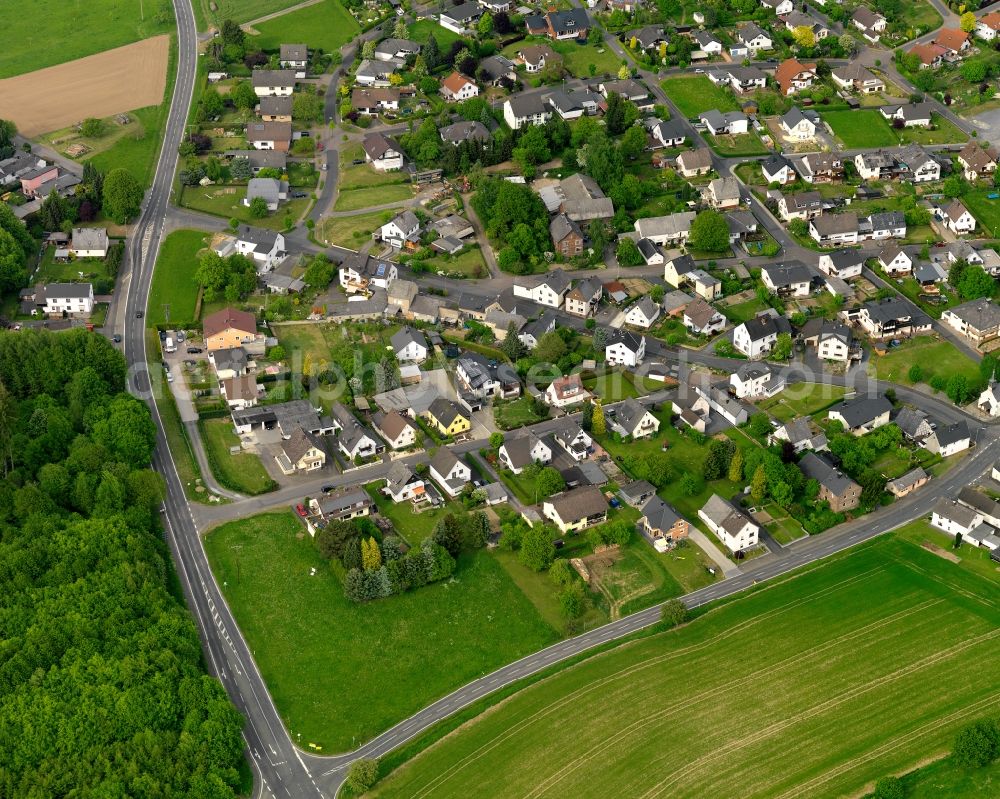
xmin=372 ymin=536 xmax=1000 ymax=799
xmin=661 ymin=75 xmax=739 ymax=118
xmin=147 ymin=229 xmax=208 ymax=326
xmin=871 ymin=335 xmax=981 ymax=386
xmin=204 ymin=512 xmax=559 ymax=750
xmin=251 ymin=0 xmax=360 ymax=54
xmin=820 ymin=109 xmax=897 ymax=148
xmin=963 ymin=190 xmax=1000 ymax=238
xmin=0 ymin=0 xmax=171 ymax=78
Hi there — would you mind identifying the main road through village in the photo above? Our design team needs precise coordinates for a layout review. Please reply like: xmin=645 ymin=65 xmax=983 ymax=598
xmin=116 ymin=1 xmax=1000 ymax=796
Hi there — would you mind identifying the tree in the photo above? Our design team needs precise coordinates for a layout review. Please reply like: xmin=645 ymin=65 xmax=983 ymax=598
xmin=477 ymin=11 xmax=494 ymax=37
xmin=534 ymin=330 xmax=567 ymax=363
xmin=230 ymin=80 xmax=258 ymax=111
xmin=619 ymin=125 xmax=647 ymax=162
xmin=960 ymin=11 xmax=977 ymax=32
xmin=89 ymin=394 xmax=156 ymax=468
xmin=292 ymin=91 xmax=324 ymax=122
xmin=772 ymin=332 xmax=793 ymax=361
xmin=501 ymin=323 xmax=525 ymax=360
xmin=346 ymin=759 xmax=380 ymax=793
xmin=80 ymin=117 xmax=106 ymax=138
xmin=952 ymin=718 xmax=1000 ymax=768
xmin=536 ymin=466 xmax=566 ymax=499
xmin=872 ymin=776 xmax=904 ymax=799
xmin=0 ymin=118 xmax=16 ymax=154
xmin=393 ymin=17 xmax=409 ymax=39
xmin=559 ymin=582 xmax=586 ymax=618
xmin=617 ymin=62 xmax=631 ymax=80
xmin=303 ymin=255 xmax=335 ymax=288
xmin=660 ymin=598 xmax=689 ymax=627
xmin=591 ymin=401 xmax=606 ymax=436
xmin=424 ymin=33 xmax=441 ymax=70
xmin=520 ymin=526 xmax=556 ymax=571
xmin=248 ymin=196 xmax=269 ymax=218
xmin=362 ymin=40 xmax=376 ymax=60
xmin=616 ymin=237 xmax=643 ymax=266
xmin=728 ymin=448 xmax=744 ymax=483
xmin=361 ymin=536 xmax=382 ymax=571
xmin=689 ymin=210 xmax=730 ymax=253
xmin=792 ymin=26 xmax=816 ymax=48
xmin=102 ymin=168 xmax=143 ymax=223
xmin=750 ymin=465 xmax=767 ymax=504
xmin=961 ymin=59 xmax=988 ymax=84
xmin=943 ymin=174 xmax=964 ymax=198
xmin=908 ymin=364 xmax=923 ymax=383
xmin=38 ymin=191 xmax=69 ymax=232
xmin=603 ymin=92 xmax=638 ymax=136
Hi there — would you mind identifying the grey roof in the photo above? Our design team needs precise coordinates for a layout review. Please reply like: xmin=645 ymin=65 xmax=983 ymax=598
xmin=830 ymin=395 xmax=892 ymax=429
xmin=280 ymin=44 xmax=308 ymax=62
xmin=628 ymin=26 xmax=667 ymax=49
xmin=362 ymin=132 xmax=401 ymax=160
xmin=700 ymin=494 xmax=752 ymax=537
xmin=212 ymin=346 xmax=249 ymax=372
xmin=443 ymin=1 xmax=482 ymax=21
xmin=546 ymin=485 xmax=607 ymax=523
xmin=546 ymin=7 xmax=589 ymax=35
xmin=605 ymin=327 xmax=643 ymax=353
xmin=824 ymin=249 xmax=864 ymax=269
xmin=811 ymin=213 xmax=859 ymax=236
xmin=246 ymin=121 xmax=291 ymax=143
xmin=763 ymin=261 xmax=811 ymax=287
xmin=781 ymin=106 xmax=813 ymax=129
xmin=502 ymin=432 xmax=545 ymax=470
xmin=693 ymin=30 xmax=721 ymax=48
xmin=635 ymin=211 xmax=697 ymax=240
xmin=439 ymin=120 xmax=491 ymax=144
xmin=650 ymin=117 xmax=687 ymax=143
xmin=71 ymin=227 xmax=108 ymax=251
xmin=246 ymin=177 xmax=287 ymax=204
xmin=932 ymin=497 xmax=980 ymax=529
xmin=478 ymin=54 xmax=516 ymax=82
xmin=777 ymin=417 xmax=827 ymax=450
xmin=867 ymin=211 xmax=906 ymax=232
xmin=933 ymin=421 xmax=970 ymax=448
xmin=251 ymin=70 xmax=297 ymax=88
xmin=887 ymin=467 xmax=928 ymax=493
xmin=799 ymin=452 xmax=859 ymax=498
xmin=428 ymin=396 xmax=467 ymax=428
xmin=738 ymin=22 xmax=769 ymax=43
xmin=761 ymin=153 xmax=794 ymax=178
xmin=375 ymin=38 xmax=421 ymax=56
xmin=641 ymin=496 xmax=683 ymax=533
xmin=225 ymin=149 xmax=288 ymax=170
xmin=483 ymin=482 xmax=509 ymax=503
xmin=430 ymin=446 xmax=464 ymax=479
xmin=958 ymin=486 xmax=1000 ymax=518
xmin=506 ymin=92 xmax=550 ymax=118
xmin=611 ymin=397 xmax=652 ymax=435
xmin=601 ymin=79 xmax=649 ymax=100
xmin=736 ymin=362 xmax=773 ymax=381
xmin=391 ymin=325 xmax=427 ymax=353
xmin=281 ymin=428 xmax=323 ymax=464
xmin=620 ymin=479 xmax=656 ymax=502
xmin=550 ymin=213 xmax=581 ymax=244
xmin=894 ymin=407 xmax=931 ymax=440
xmin=259 ymin=95 xmax=293 ymax=116
xmin=947 ymin=298 xmax=1000 ymax=331
xmin=385 ymin=461 xmax=420 ymax=493
xmin=740 ymin=314 xmax=782 ymax=343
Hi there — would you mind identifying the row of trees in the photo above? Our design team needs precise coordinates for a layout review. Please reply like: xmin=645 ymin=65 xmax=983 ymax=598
xmin=0 ymin=329 xmax=245 ymax=795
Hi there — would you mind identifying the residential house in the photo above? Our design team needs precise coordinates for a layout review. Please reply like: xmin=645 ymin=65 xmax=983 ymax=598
xmin=379 ymin=210 xmax=421 ymax=250
xmin=736 ymin=22 xmax=773 ymax=53
xmin=455 ymin=351 xmax=521 ymax=399
xmin=976 ymin=11 xmax=1000 ymax=41
xmin=877 ymin=244 xmax=912 ymax=274
xmin=552 ymin=420 xmax=593 ymax=461
xmin=210 ymin=347 xmax=252 ymax=381
xmin=761 ymin=262 xmax=812 ymax=297
xmin=726 ymin=210 xmax=758 ymax=245
xmin=769 ymin=417 xmax=828 ymax=453
xmin=439 ymin=1 xmax=483 ymax=33
xmin=935 ymin=27 xmax=970 ymax=56
xmin=258 ymin=95 xmax=293 ymax=121
xmin=339 ymin=251 xmax=397 ymax=291
xmin=699 ymin=110 xmax=749 ymax=135
xmin=831 ymin=63 xmax=885 ymax=93
xmin=676 ymin=149 xmax=713 ymax=178
xmin=374 ymin=38 xmax=421 ymax=61
xmin=356 ymin=57 xmax=404 ymax=87
xmin=800 ymin=319 xmax=858 ymax=362
xmin=275 ymin=429 xmax=326 ymax=474
xmin=39 ymin=283 xmax=94 ymax=316
xmin=896 ymin=143 xmax=941 ymax=182
xmin=606 ymin=398 xmax=660 ymax=439
xmin=605 ymin=329 xmax=646 ymax=366
xmin=429 ymin=448 xmax=473 ymax=497
xmin=761 ymin=0 xmax=793 ymax=14
xmin=307 ymin=488 xmax=373 ymax=531
xmin=550 ymin=214 xmax=585 ymax=257
xmin=223 ymin=149 xmax=287 ymax=174
xmin=68 ymin=227 xmax=109 ymax=258
xmin=382 ymin=461 xmax=426 ymax=503
xmin=799 ymin=452 xmax=861 ymax=512
xmin=351 ymin=87 xmax=400 ymax=116
xmin=782 ymin=10 xmax=829 ymax=40
xmin=620 ymin=480 xmax=657 ymax=509
xmin=279 ymin=44 xmax=308 ymax=70
xmin=958 ymin=486 xmax=1000 ymax=528
xmin=730 ymin=362 xmax=785 ymax=399
xmin=244 ymin=177 xmax=288 ymax=210
xmin=361 ymin=132 xmax=404 ymax=171
xmin=512 ymin=269 xmax=571 ymax=308
xmin=887 ymin=467 xmax=930 ymax=497
xmin=683 ymin=297 xmax=726 ymax=336
xmin=895 ymin=407 xmax=934 ymax=444
xmin=925 ymin=421 xmax=971 ymax=457
xmin=827 ymin=395 xmax=893 ymax=435
xmin=543 ymin=486 xmax=608 ymax=533
xmin=795 ymin=152 xmax=844 ymax=183
xmin=220 ymin=375 xmax=262 ymax=409
xmin=251 ymin=70 xmax=296 ymax=96
xmin=692 ymin=30 xmax=723 ymax=55
xmin=957 ymin=141 xmax=998 ymax=182
xmin=638 ymin=238 xmax=666 ymax=266
xmin=673 ymin=391 xmax=710 ymax=432
xmin=528 ymin=8 xmax=590 ymax=41
xmin=373 ymin=410 xmax=419 ymax=450
xmin=942 ymin=298 xmax=1000 ymax=345
xmin=780 ymin=107 xmax=817 ymax=139
xmin=639 ymin=497 xmax=690 ymax=551
xmin=499 ymin=432 xmax=552 ymax=474
xmin=545 ymin=374 xmax=591 ymax=408
xmin=503 ymin=93 xmax=553 ymax=129
xmin=391 ymin=326 xmax=429 ymax=363
xmin=857 ymin=297 xmax=931 ymax=339
xmin=733 ymin=313 xmax=787 ymax=359
xmin=942 ymin=200 xmax=977 ymax=234
xmin=518 ymin=311 xmax=557 ymax=350
xmin=545 ymin=88 xmax=601 ymax=120
xmin=809 ymin=213 xmax=860 ymax=246
xmin=695 ymin=381 xmax=751 ymax=426
xmin=226 ymin=226 xmax=285 ymax=272
xmin=854 ymin=150 xmax=897 ymax=181
xmin=880 ymin=103 xmax=934 ymax=128
xmin=909 ymin=42 xmax=948 ymax=68
xmin=627 ymin=26 xmax=668 ymax=51
xmin=931 ymin=497 xmax=984 ymax=539
xmin=477 ymin=54 xmax=518 ymax=86
xmin=762 ymin=153 xmax=797 ymax=185
xmin=647 ymin=118 xmax=688 ymax=149
xmin=698 ymin=494 xmax=759 ymax=553
xmin=564 ymin=277 xmax=603 ymax=318
xmin=705 ymin=176 xmax=741 ymax=209
xmin=332 ymin=404 xmax=383 ymax=461
xmin=624 ymin=296 xmax=661 ymax=329
xmin=851 ymin=7 xmax=886 ymax=42
xmin=424 ymin=397 xmax=471 ymax=437
xmin=775 ymin=59 xmax=817 ymax=96
xmin=517 ymin=44 xmax=557 ymax=72
xmin=204 ymin=307 xmax=260 ymax=352
xmin=818 ymin=250 xmax=864 ymax=280
xmin=440 ymin=71 xmax=479 ymax=102
xmin=779 ymin=191 xmax=823 ymax=221
xmin=246 ymin=121 xmax=291 ymax=151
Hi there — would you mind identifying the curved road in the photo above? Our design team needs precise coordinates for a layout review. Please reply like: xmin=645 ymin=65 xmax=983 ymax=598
xmin=118 ymin=3 xmax=1000 ymax=798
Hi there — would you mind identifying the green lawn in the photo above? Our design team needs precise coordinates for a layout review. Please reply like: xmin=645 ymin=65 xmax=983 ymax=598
xmin=758 ymin=383 xmax=848 ymax=424
xmin=963 ymin=190 xmax=1000 ymax=238
xmin=706 ymin=131 xmax=770 ymax=157
xmin=338 ymin=155 xmax=410 ymax=191
xmin=722 ymin=297 xmax=768 ymax=325
xmin=181 ymin=185 xmax=308 ymax=229
xmin=872 ymin=336 xmax=981 ymax=387
xmin=333 ymin=183 xmax=413 ymax=212
xmin=320 ymin=209 xmax=394 ymax=248
xmin=493 ymin=397 xmax=548 ymax=431
xmin=661 ymin=75 xmax=739 ymax=118
xmin=200 ymin=418 xmax=277 ymax=495
xmin=146 ymin=229 xmax=208 ymax=327
xmin=0 ymin=0 xmax=172 ymax=78
xmin=250 ymin=0 xmax=360 ymax=53
xmin=433 ymin=247 xmax=488 ymax=278
xmin=582 ymin=370 xmax=642 ymax=402
xmin=370 ymin=535 xmax=1000 ymax=799
xmin=886 ymin=753 xmax=1000 ymax=798
xmin=547 ymin=38 xmax=621 ymax=79
xmin=34 ymin=245 xmax=111 ymax=283
xmin=895 ymin=114 xmax=968 ymax=145
xmin=204 ymin=511 xmax=559 ymax=750
xmin=365 ymin=484 xmax=456 ymax=545
xmin=820 ymin=109 xmax=897 ymax=148
xmin=202 ymin=0 xmax=304 ymax=23
xmin=409 ymin=18 xmax=464 ymax=49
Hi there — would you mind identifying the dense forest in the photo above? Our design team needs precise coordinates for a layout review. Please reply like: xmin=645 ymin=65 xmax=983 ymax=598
xmin=0 ymin=329 xmax=245 ymax=798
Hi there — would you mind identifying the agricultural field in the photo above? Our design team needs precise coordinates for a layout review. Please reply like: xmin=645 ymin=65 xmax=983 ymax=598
xmin=146 ymin=229 xmax=209 ymax=326
xmin=200 ymin=0 xmax=304 ymax=24
xmin=0 ymin=0 xmax=172 ymax=78
xmin=250 ymin=0 xmax=361 ymax=54
xmin=661 ymin=75 xmax=739 ymax=118
xmin=820 ymin=109 xmax=896 ymax=149
xmin=204 ymin=511 xmax=559 ymax=750
xmin=371 ymin=535 xmax=1000 ymax=799
xmin=962 ymin=190 xmax=1000 ymax=239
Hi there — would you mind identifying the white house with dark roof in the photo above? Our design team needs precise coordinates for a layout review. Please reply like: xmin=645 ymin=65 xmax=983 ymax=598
xmin=429 ymin=448 xmax=472 ymax=497
xmin=761 ymin=153 xmax=796 ymax=185
xmin=699 ymin=494 xmax=759 ymax=552
xmin=362 ymin=132 xmax=404 ymax=171
xmin=380 ymin=210 xmax=421 ymax=249
xmin=827 ymin=395 xmax=892 ymax=436
xmin=877 ymin=244 xmax=912 ymax=274
xmin=499 ymin=432 xmax=552 ymax=474
xmin=503 ymin=93 xmax=553 ymax=129
xmin=733 ymin=314 xmax=785 ymax=359
xmin=439 ymin=1 xmax=483 ymax=33
xmin=942 ymin=298 xmax=1000 ymax=345
xmin=818 ymin=250 xmax=864 ymax=280
xmin=382 ymin=461 xmax=426 ymax=503
xmin=391 ymin=326 xmax=429 ymax=362
xmin=606 ymin=398 xmax=659 ymax=439
xmin=761 ymin=262 xmax=812 ymax=297
xmin=69 ymin=227 xmax=109 ymax=258
xmin=942 ymin=200 xmax=977 ymax=234
xmin=40 ymin=283 xmax=95 ymax=316
xmin=624 ymin=296 xmax=661 ymax=329
xmin=730 ymin=362 xmax=785 ymax=399
xmin=605 ymin=329 xmax=646 ymax=366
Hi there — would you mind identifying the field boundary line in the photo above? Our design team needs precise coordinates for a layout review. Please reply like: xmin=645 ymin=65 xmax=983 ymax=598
xmin=888 ymin=554 xmax=1000 ymax=611
xmin=407 ymin=567 xmax=886 ymax=799
xmin=641 ymin=628 xmax=1000 ymax=798
xmin=242 ymin=0 xmax=324 ymax=30
xmin=773 ymin=693 xmax=1000 ymax=799
xmin=523 ymin=598 xmax=945 ymax=799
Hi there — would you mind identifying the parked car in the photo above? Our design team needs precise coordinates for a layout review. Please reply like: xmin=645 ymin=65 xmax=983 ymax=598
xmin=158 ymin=329 xmax=167 ymax=341
xmin=187 ymin=346 xmax=202 ymax=354
xmin=112 ymin=334 xmax=122 ymax=343
xmin=295 ymin=503 xmax=308 ymax=517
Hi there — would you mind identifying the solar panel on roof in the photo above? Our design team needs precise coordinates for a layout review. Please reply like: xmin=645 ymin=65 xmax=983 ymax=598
xmin=376 ymin=263 xmax=387 ymax=277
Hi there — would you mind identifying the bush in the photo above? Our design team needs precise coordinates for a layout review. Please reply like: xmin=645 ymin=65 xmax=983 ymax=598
xmin=559 ymin=582 xmax=586 ymax=618
xmin=346 ymin=758 xmax=379 ymax=793
xmin=872 ymin=776 xmax=904 ymax=799
xmin=953 ymin=718 xmax=1000 ymax=769
xmin=660 ymin=598 xmax=689 ymax=628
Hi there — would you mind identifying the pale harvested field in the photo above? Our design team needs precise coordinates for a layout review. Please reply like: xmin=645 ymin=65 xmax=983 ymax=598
xmin=0 ymin=36 xmax=169 ymax=136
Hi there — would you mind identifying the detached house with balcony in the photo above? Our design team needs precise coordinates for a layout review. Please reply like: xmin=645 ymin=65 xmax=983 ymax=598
xmin=957 ymin=141 xmax=998 ymax=182
xmin=857 ymin=296 xmax=931 ymax=339
xmin=503 ymin=93 xmax=553 ymax=129
xmin=775 ymin=59 xmax=817 ymax=96
xmin=942 ymin=298 xmax=1000 ymax=345
xmin=761 ymin=262 xmax=812 ymax=297
xmin=429 ymin=448 xmax=472 ymax=497
xmin=543 ymin=486 xmax=608 ymax=533
xmin=499 ymin=432 xmax=552 ymax=474
xmin=362 ymin=132 xmax=405 ymax=171
xmin=606 ymin=398 xmax=660 ymax=439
